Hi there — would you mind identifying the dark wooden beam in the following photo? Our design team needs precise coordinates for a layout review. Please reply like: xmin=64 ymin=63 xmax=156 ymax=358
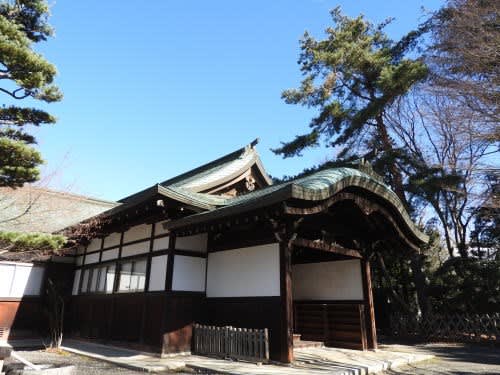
xmin=285 ymin=192 xmax=420 ymax=252
xmin=271 ymin=218 xmax=302 ymax=363
xmin=165 ymin=233 xmax=176 ymax=291
xmin=292 ymin=237 xmax=363 ymax=259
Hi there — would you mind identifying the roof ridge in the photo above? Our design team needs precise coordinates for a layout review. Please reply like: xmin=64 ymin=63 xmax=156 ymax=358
xmin=0 ymin=186 xmax=118 ymax=206
xmin=159 ymin=138 xmax=260 ymax=187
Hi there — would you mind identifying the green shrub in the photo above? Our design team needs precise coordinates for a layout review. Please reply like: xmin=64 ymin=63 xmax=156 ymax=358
xmin=0 ymin=231 xmax=67 ymax=251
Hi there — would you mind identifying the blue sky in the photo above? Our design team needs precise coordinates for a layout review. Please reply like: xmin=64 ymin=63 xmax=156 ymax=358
xmin=31 ymin=0 xmax=443 ymax=201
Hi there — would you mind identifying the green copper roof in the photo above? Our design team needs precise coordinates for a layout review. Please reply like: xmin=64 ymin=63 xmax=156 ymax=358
xmin=166 ymin=167 xmax=428 ymax=244
xmin=160 ymin=138 xmax=272 ymax=192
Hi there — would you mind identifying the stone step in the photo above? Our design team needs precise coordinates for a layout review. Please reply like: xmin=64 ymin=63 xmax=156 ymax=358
xmin=293 ymin=339 xmax=324 ymax=349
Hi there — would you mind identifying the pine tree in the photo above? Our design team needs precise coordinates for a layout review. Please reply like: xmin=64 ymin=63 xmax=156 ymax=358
xmin=0 ymin=0 xmax=62 ymax=187
xmin=273 ymin=7 xmax=427 ymax=205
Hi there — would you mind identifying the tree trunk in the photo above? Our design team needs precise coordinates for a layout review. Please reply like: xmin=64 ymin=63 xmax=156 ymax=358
xmin=375 ymin=115 xmax=430 ymax=321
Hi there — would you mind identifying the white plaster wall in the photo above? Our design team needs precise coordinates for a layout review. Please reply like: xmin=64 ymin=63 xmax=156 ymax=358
xmin=155 ymin=220 xmax=170 ymax=236
xmin=206 ymin=243 xmax=280 ymax=298
xmin=153 ymin=236 xmax=170 ymax=251
xmin=176 ymin=233 xmax=208 ymax=252
xmin=101 ymin=248 xmax=119 ymax=261
xmin=0 ymin=263 xmax=15 ymax=296
xmin=172 ymin=256 xmax=206 ymax=292
xmin=72 ymin=269 xmax=81 ymax=295
xmin=124 ymin=224 xmax=151 ymax=243
xmin=104 ymin=232 xmax=121 ymax=248
xmin=0 ymin=262 xmax=45 ymax=297
xmin=121 ymin=240 xmax=150 ymax=258
xmin=75 ymin=256 xmax=84 ymax=266
xmin=292 ymin=259 xmax=364 ymax=301
xmin=149 ymin=255 xmax=168 ymax=291
xmin=86 ymin=238 xmax=102 ymax=252
xmin=84 ymin=252 xmax=100 ymax=265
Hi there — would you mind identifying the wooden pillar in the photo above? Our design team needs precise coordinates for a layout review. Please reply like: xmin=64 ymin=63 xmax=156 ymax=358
xmin=361 ymin=259 xmax=377 ymax=349
xmin=272 ymin=217 xmax=302 ymax=363
xmin=279 ymin=239 xmax=294 ymax=363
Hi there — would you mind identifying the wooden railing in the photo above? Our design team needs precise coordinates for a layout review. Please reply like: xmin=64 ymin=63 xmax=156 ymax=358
xmin=294 ymin=302 xmax=367 ymax=350
xmin=192 ymin=324 xmax=269 ymax=363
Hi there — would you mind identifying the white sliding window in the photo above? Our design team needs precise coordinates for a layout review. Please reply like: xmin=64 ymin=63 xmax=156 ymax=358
xmin=118 ymin=258 xmax=147 ymax=292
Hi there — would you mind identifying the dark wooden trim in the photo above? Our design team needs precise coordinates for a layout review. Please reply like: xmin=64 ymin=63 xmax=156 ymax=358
xmin=293 ymin=299 xmax=365 ymax=304
xmin=113 ymin=231 xmax=125 ymax=293
xmin=144 ymin=223 xmax=156 ymax=292
xmin=0 ymin=296 xmax=42 ymax=302
xmin=86 ymin=244 xmax=120 ymax=257
xmin=361 ymin=259 xmax=377 ymax=349
xmin=78 ymin=246 xmax=87 ymax=294
xmin=209 ymin=236 xmax=276 ymax=253
xmin=205 ymin=296 xmax=280 ymax=302
xmin=165 ymin=234 xmax=176 ymax=291
xmin=72 ymin=290 xmax=205 ymax=298
xmin=285 ymin=192 xmax=420 ymax=251
xmin=173 ymin=249 xmax=207 ymax=258
xmin=74 ymin=249 xmax=206 ymax=271
xmin=293 ymin=237 xmax=362 ymax=259
xmin=98 ymin=237 xmax=105 ymax=263
xmin=279 ymin=239 xmax=293 ymax=363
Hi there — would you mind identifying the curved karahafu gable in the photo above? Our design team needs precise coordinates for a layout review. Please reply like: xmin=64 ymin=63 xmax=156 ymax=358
xmin=165 ymin=168 xmax=428 ymax=247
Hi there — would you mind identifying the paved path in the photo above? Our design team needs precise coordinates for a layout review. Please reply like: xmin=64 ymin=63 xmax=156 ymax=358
xmin=59 ymin=339 xmax=433 ymax=375
xmin=380 ymin=343 xmax=500 ymax=375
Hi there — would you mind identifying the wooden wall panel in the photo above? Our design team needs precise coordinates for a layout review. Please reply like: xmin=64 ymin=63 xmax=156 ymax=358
xmin=201 ymin=297 xmax=282 ymax=361
xmin=162 ymin=295 xmax=204 ymax=354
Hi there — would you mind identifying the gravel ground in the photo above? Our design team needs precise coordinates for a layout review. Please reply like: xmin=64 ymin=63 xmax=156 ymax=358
xmin=3 ymin=350 xmax=216 ymax=375
xmin=381 ymin=343 xmax=500 ymax=375
xmin=4 ymin=350 xmax=149 ymax=375
xmin=5 ymin=343 xmax=499 ymax=374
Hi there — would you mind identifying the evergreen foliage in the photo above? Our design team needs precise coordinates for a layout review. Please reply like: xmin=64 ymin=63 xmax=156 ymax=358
xmin=0 ymin=0 xmax=62 ymax=187
xmin=0 ymin=230 xmax=66 ymax=251
xmin=273 ymin=7 xmax=427 ymax=160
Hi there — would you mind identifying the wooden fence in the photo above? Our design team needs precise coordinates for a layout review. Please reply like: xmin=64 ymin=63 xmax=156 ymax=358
xmin=192 ymin=324 xmax=269 ymax=363
xmin=390 ymin=313 xmax=500 ymax=343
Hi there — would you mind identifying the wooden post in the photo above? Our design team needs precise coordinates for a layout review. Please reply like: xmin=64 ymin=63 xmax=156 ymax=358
xmin=277 ymin=239 xmax=293 ymax=362
xmin=272 ymin=217 xmax=302 ymax=363
xmin=361 ymin=259 xmax=377 ymax=349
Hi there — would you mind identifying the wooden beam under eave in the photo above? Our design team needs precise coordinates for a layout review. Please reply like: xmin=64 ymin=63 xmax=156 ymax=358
xmin=292 ymin=237 xmax=363 ymax=259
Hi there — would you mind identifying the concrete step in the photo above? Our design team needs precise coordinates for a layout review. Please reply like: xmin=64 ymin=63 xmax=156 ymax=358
xmin=293 ymin=336 xmax=324 ymax=349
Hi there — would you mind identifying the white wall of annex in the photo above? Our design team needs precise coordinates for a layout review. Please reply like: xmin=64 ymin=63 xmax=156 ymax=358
xmin=86 ymin=238 xmax=102 ymax=252
xmin=75 ymin=256 xmax=84 ymax=266
xmin=103 ymin=232 xmax=121 ymax=248
xmin=155 ymin=221 xmax=170 ymax=236
xmin=101 ymin=248 xmax=119 ymax=261
xmin=124 ymin=224 xmax=151 ymax=243
xmin=121 ymin=240 xmax=149 ymax=258
xmin=176 ymin=233 xmax=207 ymax=252
xmin=0 ymin=262 xmax=45 ymax=297
xmin=172 ymin=256 xmax=206 ymax=292
xmin=292 ymin=259 xmax=364 ymax=301
xmin=84 ymin=252 xmax=100 ymax=265
xmin=153 ymin=236 xmax=169 ymax=251
xmin=148 ymin=255 xmax=168 ymax=291
xmin=206 ymin=243 xmax=280 ymax=298
xmin=72 ymin=269 xmax=81 ymax=295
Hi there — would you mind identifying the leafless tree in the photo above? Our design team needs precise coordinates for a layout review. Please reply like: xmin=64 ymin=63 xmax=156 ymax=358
xmin=387 ymin=87 xmax=499 ymax=258
xmin=426 ymin=0 xmax=499 ymax=124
